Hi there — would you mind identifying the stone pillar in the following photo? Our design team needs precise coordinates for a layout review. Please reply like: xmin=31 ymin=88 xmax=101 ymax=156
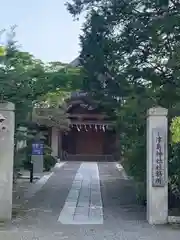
xmin=147 ymin=107 xmax=168 ymax=224
xmin=0 ymin=102 xmax=15 ymax=221
xmin=51 ymin=127 xmax=58 ymax=158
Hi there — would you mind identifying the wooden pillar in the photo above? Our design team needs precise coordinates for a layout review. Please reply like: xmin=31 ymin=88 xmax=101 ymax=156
xmin=51 ymin=127 xmax=59 ymax=158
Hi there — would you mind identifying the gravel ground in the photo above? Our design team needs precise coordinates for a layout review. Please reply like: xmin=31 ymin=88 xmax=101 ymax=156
xmin=0 ymin=161 xmax=180 ymax=240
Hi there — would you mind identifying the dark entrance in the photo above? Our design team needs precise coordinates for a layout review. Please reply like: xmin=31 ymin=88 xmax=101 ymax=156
xmin=61 ymin=92 xmax=117 ymax=161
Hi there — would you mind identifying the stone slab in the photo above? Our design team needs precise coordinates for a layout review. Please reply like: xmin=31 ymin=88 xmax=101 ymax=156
xmin=58 ymin=162 xmax=103 ymax=225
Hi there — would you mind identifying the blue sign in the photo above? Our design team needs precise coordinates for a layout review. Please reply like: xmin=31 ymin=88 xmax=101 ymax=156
xmin=32 ymin=143 xmax=44 ymax=155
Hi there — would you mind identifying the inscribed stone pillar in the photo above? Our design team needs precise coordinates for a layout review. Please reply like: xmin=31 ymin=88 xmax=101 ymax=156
xmin=147 ymin=107 xmax=168 ymax=224
xmin=0 ymin=102 xmax=15 ymax=221
xmin=51 ymin=127 xmax=58 ymax=158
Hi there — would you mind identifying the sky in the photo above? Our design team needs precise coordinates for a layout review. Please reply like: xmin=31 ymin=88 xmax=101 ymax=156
xmin=0 ymin=0 xmax=84 ymax=63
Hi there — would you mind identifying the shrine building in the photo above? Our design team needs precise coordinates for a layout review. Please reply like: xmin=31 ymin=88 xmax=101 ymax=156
xmin=36 ymin=91 xmax=118 ymax=162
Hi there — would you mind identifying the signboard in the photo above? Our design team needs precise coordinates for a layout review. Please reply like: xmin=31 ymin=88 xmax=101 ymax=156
xmin=152 ymin=128 xmax=166 ymax=187
xmin=32 ymin=143 xmax=44 ymax=155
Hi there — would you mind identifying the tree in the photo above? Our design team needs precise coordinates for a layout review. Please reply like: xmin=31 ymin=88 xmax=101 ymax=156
xmin=0 ymin=28 xmax=83 ymax=125
xmin=67 ymin=0 xmax=180 ymax=107
xmin=32 ymin=64 xmax=83 ymax=130
xmin=66 ymin=0 xmax=180 ymax=205
xmin=0 ymin=27 xmax=84 ymax=177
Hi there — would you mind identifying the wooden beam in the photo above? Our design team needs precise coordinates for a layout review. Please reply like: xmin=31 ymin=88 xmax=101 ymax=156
xmin=69 ymin=120 xmax=115 ymax=126
xmin=67 ymin=113 xmax=108 ymax=119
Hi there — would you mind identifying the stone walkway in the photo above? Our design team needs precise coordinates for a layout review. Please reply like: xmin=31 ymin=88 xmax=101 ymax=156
xmin=1 ymin=161 xmax=180 ymax=240
xmin=58 ymin=162 xmax=103 ymax=224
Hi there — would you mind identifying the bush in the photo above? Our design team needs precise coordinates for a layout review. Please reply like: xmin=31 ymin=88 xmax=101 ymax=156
xmin=121 ymin=135 xmax=147 ymax=204
xmin=43 ymin=145 xmax=53 ymax=155
xmin=168 ymin=143 xmax=180 ymax=209
xmin=123 ymin=117 xmax=180 ymax=208
xmin=20 ymin=144 xmax=57 ymax=172
xmin=43 ymin=154 xmax=57 ymax=171
xmin=135 ymin=181 xmax=146 ymax=205
xmin=167 ymin=117 xmax=180 ymax=209
xmin=43 ymin=144 xmax=57 ymax=171
xmin=124 ymin=140 xmax=146 ymax=182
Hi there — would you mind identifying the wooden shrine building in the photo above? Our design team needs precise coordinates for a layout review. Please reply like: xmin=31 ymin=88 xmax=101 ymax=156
xmin=61 ymin=92 xmax=117 ymax=161
xmin=34 ymin=91 xmax=117 ymax=161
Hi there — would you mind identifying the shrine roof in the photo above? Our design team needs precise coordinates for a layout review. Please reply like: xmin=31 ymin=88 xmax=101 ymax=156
xmin=65 ymin=91 xmax=103 ymax=114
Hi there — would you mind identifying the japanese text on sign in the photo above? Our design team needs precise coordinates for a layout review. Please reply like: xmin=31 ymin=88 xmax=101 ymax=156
xmin=32 ymin=143 xmax=44 ymax=156
xmin=152 ymin=128 xmax=165 ymax=187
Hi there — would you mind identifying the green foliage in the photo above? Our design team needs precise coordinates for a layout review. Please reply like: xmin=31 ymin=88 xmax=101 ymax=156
xmin=16 ymin=127 xmax=40 ymax=170
xmin=21 ymin=143 xmax=57 ymax=172
xmin=44 ymin=155 xmax=57 ymax=172
xmin=0 ymin=27 xmax=83 ymax=126
xmin=67 ymin=0 xmax=180 ymax=206
xmin=33 ymin=89 xmax=71 ymax=130
xmin=32 ymin=107 xmax=70 ymax=130
xmin=170 ymin=117 xmax=180 ymax=144
xmin=168 ymin=118 xmax=180 ymax=205
xmin=43 ymin=145 xmax=57 ymax=171
xmin=168 ymin=143 xmax=180 ymax=207
xmin=43 ymin=144 xmax=53 ymax=155
xmin=0 ymin=27 xmax=83 ymax=173
xmin=0 ymin=45 xmax=6 ymax=56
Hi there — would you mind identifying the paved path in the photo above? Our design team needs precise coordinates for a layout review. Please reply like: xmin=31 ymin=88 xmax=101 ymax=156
xmin=58 ymin=162 xmax=103 ymax=224
xmin=1 ymin=161 xmax=180 ymax=239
